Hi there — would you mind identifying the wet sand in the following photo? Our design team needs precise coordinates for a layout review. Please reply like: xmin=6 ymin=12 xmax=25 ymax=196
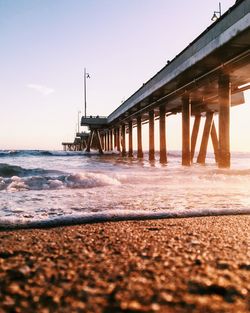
xmin=0 ymin=215 xmax=249 ymax=313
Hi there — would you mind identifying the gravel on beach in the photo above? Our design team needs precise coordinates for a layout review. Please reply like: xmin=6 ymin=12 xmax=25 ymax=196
xmin=0 ymin=215 xmax=249 ymax=313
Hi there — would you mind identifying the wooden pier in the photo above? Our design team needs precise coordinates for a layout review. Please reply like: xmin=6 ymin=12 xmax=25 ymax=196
xmin=72 ymin=0 xmax=249 ymax=168
xmin=62 ymin=132 xmax=89 ymax=151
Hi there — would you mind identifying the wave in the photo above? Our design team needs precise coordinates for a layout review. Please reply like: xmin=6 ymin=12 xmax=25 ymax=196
xmin=0 ymin=207 xmax=249 ymax=230
xmin=0 ymin=150 xmax=110 ymax=158
xmin=0 ymin=163 xmax=63 ymax=178
xmin=0 ymin=171 xmax=121 ymax=191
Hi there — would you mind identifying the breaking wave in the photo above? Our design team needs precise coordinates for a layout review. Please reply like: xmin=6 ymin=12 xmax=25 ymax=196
xmin=0 ymin=163 xmax=63 ymax=178
xmin=0 ymin=169 xmax=121 ymax=192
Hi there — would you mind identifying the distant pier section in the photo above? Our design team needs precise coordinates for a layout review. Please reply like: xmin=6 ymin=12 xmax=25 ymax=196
xmin=62 ymin=131 xmax=89 ymax=151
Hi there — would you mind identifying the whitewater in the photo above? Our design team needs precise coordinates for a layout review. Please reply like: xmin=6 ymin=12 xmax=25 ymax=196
xmin=0 ymin=150 xmax=250 ymax=229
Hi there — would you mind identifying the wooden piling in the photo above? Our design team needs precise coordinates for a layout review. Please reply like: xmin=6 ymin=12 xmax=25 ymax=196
xmin=110 ymin=129 xmax=113 ymax=151
xmin=159 ymin=106 xmax=167 ymax=163
xmin=128 ymin=121 xmax=133 ymax=157
xmin=96 ymin=130 xmax=104 ymax=154
xmin=137 ymin=116 xmax=143 ymax=158
xmin=116 ymin=127 xmax=121 ymax=152
xmin=182 ymin=95 xmax=191 ymax=166
xmin=121 ymin=124 xmax=126 ymax=156
xmin=191 ymin=115 xmax=201 ymax=162
xmin=86 ymin=130 xmax=94 ymax=152
xmin=104 ymin=132 xmax=107 ymax=151
xmin=197 ymin=112 xmax=214 ymax=164
xmin=113 ymin=128 xmax=117 ymax=150
xmin=107 ymin=130 xmax=110 ymax=151
xmin=149 ymin=110 xmax=155 ymax=161
xmin=218 ymin=75 xmax=231 ymax=168
xmin=211 ymin=121 xmax=219 ymax=163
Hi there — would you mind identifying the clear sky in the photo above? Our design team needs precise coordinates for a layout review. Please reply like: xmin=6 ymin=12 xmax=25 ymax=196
xmin=0 ymin=0 xmax=249 ymax=151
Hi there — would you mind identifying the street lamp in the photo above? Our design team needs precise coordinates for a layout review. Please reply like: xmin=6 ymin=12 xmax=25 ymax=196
xmin=211 ymin=2 xmax=222 ymax=21
xmin=84 ymin=68 xmax=90 ymax=118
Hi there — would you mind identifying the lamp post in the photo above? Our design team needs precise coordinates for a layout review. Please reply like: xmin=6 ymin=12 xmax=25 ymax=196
xmin=84 ymin=68 xmax=90 ymax=118
xmin=211 ymin=2 xmax=221 ymax=21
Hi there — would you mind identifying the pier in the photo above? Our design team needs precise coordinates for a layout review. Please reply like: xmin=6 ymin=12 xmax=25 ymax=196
xmin=62 ymin=132 xmax=89 ymax=151
xmin=74 ymin=0 xmax=249 ymax=168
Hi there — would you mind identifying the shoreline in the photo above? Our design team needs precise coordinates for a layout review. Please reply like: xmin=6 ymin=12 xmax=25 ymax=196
xmin=1 ymin=209 xmax=250 ymax=231
xmin=0 ymin=215 xmax=249 ymax=312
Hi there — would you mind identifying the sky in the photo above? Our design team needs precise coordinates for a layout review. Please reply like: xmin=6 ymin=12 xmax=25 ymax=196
xmin=0 ymin=0 xmax=249 ymax=151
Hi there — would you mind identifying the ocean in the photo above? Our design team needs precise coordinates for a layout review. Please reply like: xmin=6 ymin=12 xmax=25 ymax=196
xmin=0 ymin=150 xmax=250 ymax=229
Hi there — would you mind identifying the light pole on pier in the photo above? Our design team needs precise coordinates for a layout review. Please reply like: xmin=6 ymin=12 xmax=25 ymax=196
xmin=84 ymin=68 xmax=90 ymax=118
xmin=211 ymin=2 xmax=221 ymax=21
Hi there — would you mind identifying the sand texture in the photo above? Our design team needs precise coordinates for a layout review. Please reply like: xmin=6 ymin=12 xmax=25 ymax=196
xmin=0 ymin=215 xmax=249 ymax=313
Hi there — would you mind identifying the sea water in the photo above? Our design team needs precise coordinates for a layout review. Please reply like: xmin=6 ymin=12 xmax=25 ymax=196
xmin=0 ymin=150 xmax=250 ymax=229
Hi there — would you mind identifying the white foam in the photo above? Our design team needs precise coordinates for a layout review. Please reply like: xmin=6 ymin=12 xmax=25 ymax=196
xmin=48 ymin=179 xmax=64 ymax=188
xmin=7 ymin=176 xmax=28 ymax=192
xmin=1 ymin=172 xmax=121 ymax=192
xmin=0 ymin=207 xmax=249 ymax=230
xmin=65 ymin=173 xmax=121 ymax=188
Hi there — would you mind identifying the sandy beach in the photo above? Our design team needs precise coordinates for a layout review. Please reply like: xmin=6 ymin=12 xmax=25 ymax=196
xmin=0 ymin=215 xmax=249 ymax=313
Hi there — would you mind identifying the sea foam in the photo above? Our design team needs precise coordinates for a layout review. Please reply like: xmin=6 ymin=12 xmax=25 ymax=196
xmin=0 ymin=207 xmax=249 ymax=230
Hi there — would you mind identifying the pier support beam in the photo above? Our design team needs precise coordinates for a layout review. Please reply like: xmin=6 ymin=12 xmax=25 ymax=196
xmin=137 ymin=116 xmax=143 ymax=158
xmin=86 ymin=130 xmax=94 ymax=152
xmin=105 ymin=132 xmax=108 ymax=151
xmin=182 ymin=94 xmax=191 ymax=166
xmin=101 ymin=134 xmax=104 ymax=151
xmin=211 ymin=121 xmax=219 ymax=163
xmin=197 ymin=112 xmax=214 ymax=164
xmin=96 ymin=130 xmax=104 ymax=154
xmin=107 ymin=131 xmax=110 ymax=151
xmin=109 ymin=129 xmax=113 ymax=151
xmin=149 ymin=110 xmax=155 ymax=161
xmin=218 ymin=75 xmax=231 ymax=168
xmin=121 ymin=124 xmax=126 ymax=156
xmin=191 ymin=115 xmax=201 ymax=162
xmin=116 ymin=127 xmax=121 ymax=152
xmin=128 ymin=121 xmax=133 ymax=157
xmin=159 ymin=106 xmax=167 ymax=163
xmin=114 ymin=128 xmax=117 ymax=150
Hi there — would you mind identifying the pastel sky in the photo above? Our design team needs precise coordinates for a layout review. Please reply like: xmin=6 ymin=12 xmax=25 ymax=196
xmin=0 ymin=0 xmax=249 ymax=151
